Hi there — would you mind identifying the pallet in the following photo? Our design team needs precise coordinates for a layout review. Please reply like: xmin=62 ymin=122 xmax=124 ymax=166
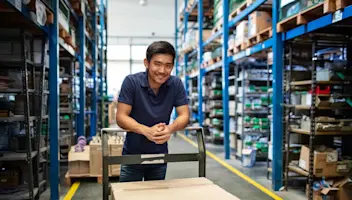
xmin=246 ymin=27 xmax=272 ymax=47
xmin=65 ymin=172 xmax=103 ymax=186
xmin=65 ymin=171 xmax=121 ymax=186
xmin=233 ymin=42 xmax=248 ymax=53
xmin=229 ymin=1 xmax=247 ymax=20
xmin=277 ymin=0 xmax=337 ymax=33
xmin=335 ymin=0 xmax=352 ymax=10
xmin=212 ymin=20 xmax=223 ymax=34
xmin=59 ymin=24 xmax=76 ymax=49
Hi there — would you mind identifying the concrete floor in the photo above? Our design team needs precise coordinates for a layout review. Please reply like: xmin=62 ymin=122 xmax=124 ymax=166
xmin=42 ymin=134 xmax=306 ymax=200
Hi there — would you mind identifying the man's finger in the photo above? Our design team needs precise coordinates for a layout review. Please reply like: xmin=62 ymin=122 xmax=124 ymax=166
xmin=154 ymin=139 xmax=168 ymax=144
xmin=153 ymin=130 xmax=167 ymax=136
xmin=152 ymin=134 xmax=168 ymax=140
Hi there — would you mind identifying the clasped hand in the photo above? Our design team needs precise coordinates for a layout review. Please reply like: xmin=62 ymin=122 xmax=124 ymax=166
xmin=144 ymin=123 xmax=171 ymax=144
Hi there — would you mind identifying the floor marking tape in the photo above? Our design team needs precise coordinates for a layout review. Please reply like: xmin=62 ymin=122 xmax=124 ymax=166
xmin=178 ymin=134 xmax=283 ymax=200
xmin=63 ymin=181 xmax=80 ymax=200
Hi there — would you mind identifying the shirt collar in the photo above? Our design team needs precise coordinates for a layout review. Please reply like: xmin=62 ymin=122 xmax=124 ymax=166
xmin=140 ymin=71 xmax=172 ymax=88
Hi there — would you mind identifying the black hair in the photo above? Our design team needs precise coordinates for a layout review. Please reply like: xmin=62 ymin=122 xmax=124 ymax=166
xmin=146 ymin=41 xmax=176 ymax=62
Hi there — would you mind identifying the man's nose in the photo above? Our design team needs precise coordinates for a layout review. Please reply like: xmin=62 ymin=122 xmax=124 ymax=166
xmin=159 ymin=66 xmax=166 ymax=73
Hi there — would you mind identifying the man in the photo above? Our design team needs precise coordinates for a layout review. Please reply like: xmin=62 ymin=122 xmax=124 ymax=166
xmin=116 ymin=41 xmax=190 ymax=182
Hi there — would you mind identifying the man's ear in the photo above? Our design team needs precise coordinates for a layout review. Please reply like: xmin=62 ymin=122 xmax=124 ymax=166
xmin=144 ymin=58 xmax=149 ymax=69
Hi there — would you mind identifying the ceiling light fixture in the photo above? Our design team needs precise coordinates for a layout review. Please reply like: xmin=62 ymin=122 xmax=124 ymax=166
xmin=139 ymin=0 xmax=148 ymax=6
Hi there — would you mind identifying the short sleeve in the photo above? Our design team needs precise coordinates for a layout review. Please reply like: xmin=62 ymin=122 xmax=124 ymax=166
xmin=174 ymin=78 xmax=188 ymax=107
xmin=118 ymin=76 xmax=135 ymax=105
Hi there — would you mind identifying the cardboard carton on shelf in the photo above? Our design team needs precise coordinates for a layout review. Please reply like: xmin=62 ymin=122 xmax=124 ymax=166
xmin=248 ymin=11 xmax=272 ymax=38
xmin=306 ymin=178 xmax=352 ymax=200
xmin=235 ymin=20 xmax=248 ymax=46
xmin=68 ymin=146 xmax=90 ymax=175
xmin=89 ymin=137 xmax=103 ymax=176
xmin=298 ymin=145 xmax=340 ymax=177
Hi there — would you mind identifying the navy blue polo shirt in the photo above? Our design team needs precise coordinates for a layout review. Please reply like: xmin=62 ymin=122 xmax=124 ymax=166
xmin=118 ymin=71 xmax=188 ymax=155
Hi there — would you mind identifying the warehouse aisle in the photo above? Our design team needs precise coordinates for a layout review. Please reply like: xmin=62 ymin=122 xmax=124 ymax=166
xmin=69 ymin=134 xmax=273 ymax=200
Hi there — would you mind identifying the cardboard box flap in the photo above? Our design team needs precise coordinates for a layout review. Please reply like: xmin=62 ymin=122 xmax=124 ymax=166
xmin=111 ymin=178 xmax=240 ymax=200
xmin=68 ymin=146 xmax=90 ymax=161
xmin=320 ymin=187 xmax=339 ymax=195
xmin=333 ymin=178 xmax=352 ymax=188
xmin=111 ymin=177 xmax=213 ymax=191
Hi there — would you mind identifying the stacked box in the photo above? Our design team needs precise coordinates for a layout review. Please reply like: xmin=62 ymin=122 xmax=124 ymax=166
xmin=109 ymin=137 xmax=124 ymax=176
xmin=214 ymin=0 xmax=246 ymax=26
xmin=248 ymin=11 xmax=272 ymax=37
xmin=235 ymin=21 xmax=248 ymax=46
xmin=279 ymin=0 xmax=323 ymax=21
xmin=68 ymin=146 xmax=90 ymax=175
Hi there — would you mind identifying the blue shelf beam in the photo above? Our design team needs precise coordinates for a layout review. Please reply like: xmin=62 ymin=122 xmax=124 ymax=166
xmin=222 ymin=0 xmax=230 ymax=160
xmin=78 ymin=14 xmax=86 ymax=137
xmin=189 ymin=49 xmax=197 ymax=57
xmin=271 ymin=0 xmax=283 ymax=191
xmin=99 ymin=0 xmax=107 ymax=126
xmin=175 ymin=0 xmax=179 ymax=77
xmin=228 ymin=0 xmax=267 ymax=28
xmin=197 ymin=0 xmax=204 ymax=127
xmin=185 ymin=0 xmax=198 ymax=15
xmin=183 ymin=0 xmax=189 ymax=96
xmin=48 ymin=0 xmax=59 ymax=199
xmin=90 ymin=0 xmax=97 ymax=137
xmin=231 ymin=38 xmax=273 ymax=62
xmin=204 ymin=61 xmax=222 ymax=73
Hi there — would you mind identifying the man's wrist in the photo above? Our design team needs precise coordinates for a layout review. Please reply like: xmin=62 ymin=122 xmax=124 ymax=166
xmin=168 ymin=123 xmax=178 ymax=134
xmin=135 ymin=124 xmax=148 ymax=135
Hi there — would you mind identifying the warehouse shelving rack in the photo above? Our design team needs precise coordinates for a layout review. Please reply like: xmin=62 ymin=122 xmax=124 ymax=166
xmin=233 ymin=60 xmax=272 ymax=160
xmin=0 ymin=30 xmax=49 ymax=199
xmin=282 ymin=38 xmax=352 ymax=198
xmin=176 ymin=0 xmax=352 ymax=194
xmin=0 ymin=0 xmax=107 ymax=199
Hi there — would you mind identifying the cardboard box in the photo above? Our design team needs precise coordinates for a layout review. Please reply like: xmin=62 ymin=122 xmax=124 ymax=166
xmin=196 ymin=30 xmax=212 ymax=43
xmin=306 ymin=178 xmax=352 ymax=200
xmin=110 ymin=177 xmax=240 ymax=200
xmin=109 ymin=137 xmax=123 ymax=176
xmin=336 ymin=160 xmax=352 ymax=173
xmin=248 ymin=11 xmax=272 ymax=37
xmin=89 ymin=139 xmax=103 ymax=176
xmin=235 ymin=20 xmax=248 ymax=46
xmin=334 ymin=178 xmax=352 ymax=200
xmin=68 ymin=146 xmax=90 ymax=175
xmin=301 ymin=93 xmax=330 ymax=107
xmin=306 ymin=184 xmax=338 ymax=200
xmin=298 ymin=145 xmax=339 ymax=177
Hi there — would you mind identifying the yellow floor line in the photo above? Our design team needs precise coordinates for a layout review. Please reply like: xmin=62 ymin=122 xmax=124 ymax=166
xmin=178 ymin=134 xmax=283 ymax=200
xmin=63 ymin=181 xmax=80 ymax=200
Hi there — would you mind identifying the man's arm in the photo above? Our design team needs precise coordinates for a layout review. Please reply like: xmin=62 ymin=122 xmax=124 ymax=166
xmin=116 ymin=102 xmax=146 ymax=134
xmin=168 ymin=105 xmax=189 ymax=133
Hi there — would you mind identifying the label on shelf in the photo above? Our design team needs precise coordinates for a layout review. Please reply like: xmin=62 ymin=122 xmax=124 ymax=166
xmin=332 ymin=10 xmax=343 ymax=23
xmin=15 ymin=0 xmax=22 ymax=11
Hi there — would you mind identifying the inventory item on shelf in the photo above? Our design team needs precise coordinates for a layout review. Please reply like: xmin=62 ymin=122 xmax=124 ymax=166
xmin=248 ymin=11 xmax=272 ymax=38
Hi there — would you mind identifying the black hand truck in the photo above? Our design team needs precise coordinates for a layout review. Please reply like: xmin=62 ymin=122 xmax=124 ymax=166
xmin=101 ymin=127 xmax=206 ymax=200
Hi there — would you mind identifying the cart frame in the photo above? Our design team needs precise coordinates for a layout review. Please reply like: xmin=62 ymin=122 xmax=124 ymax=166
xmin=101 ymin=127 xmax=206 ymax=200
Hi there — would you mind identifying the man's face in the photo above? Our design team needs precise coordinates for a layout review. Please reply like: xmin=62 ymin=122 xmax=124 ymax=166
xmin=144 ymin=54 xmax=174 ymax=85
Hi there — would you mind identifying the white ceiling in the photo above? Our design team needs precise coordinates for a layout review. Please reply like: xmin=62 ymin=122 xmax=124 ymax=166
xmin=108 ymin=0 xmax=182 ymax=38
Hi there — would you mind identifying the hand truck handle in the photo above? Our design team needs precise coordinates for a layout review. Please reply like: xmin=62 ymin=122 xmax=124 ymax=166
xmin=101 ymin=126 xmax=206 ymax=200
